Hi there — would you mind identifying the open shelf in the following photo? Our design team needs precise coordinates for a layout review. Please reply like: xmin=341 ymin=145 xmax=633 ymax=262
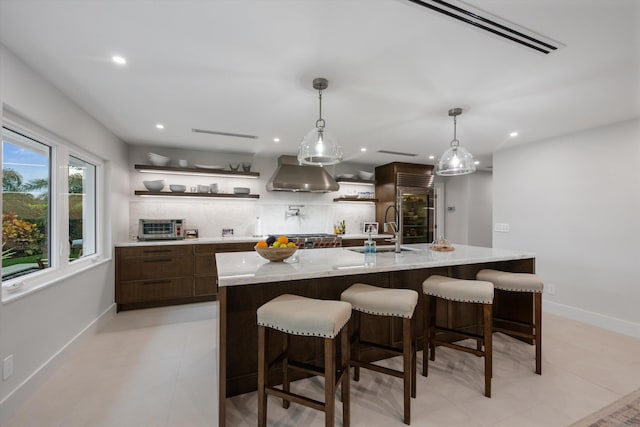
xmin=135 ymin=191 xmax=259 ymax=199
xmin=336 ymin=177 xmax=375 ymax=185
xmin=135 ymin=164 xmax=260 ymax=178
xmin=333 ymin=197 xmax=378 ymax=202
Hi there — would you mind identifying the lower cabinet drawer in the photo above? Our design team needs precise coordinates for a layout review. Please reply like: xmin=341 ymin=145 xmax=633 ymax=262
xmin=118 ymin=277 xmax=193 ymax=304
xmin=118 ymin=255 xmax=194 ymax=281
xmin=194 ymin=275 xmax=217 ymax=296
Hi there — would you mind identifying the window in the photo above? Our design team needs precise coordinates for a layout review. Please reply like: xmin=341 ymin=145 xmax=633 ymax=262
xmin=2 ymin=129 xmax=51 ymax=279
xmin=69 ymin=156 xmax=96 ymax=260
xmin=2 ymin=122 xmax=104 ymax=297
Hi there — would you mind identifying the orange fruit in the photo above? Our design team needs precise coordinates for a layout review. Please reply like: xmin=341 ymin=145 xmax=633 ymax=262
xmin=277 ymin=235 xmax=289 ymax=245
xmin=256 ymin=241 xmax=268 ymax=248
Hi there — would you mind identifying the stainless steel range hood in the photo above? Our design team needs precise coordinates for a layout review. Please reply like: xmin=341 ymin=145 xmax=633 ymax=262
xmin=267 ymin=155 xmax=339 ymax=192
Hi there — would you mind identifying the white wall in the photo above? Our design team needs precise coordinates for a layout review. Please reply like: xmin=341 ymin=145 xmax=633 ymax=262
xmin=0 ymin=44 xmax=129 ymax=420
xmin=127 ymin=146 xmax=378 ymax=239
xmin=493 ymin=118 xmax=640 ymax=337
xmin=443 ymin=171 xmax=493 ymax=246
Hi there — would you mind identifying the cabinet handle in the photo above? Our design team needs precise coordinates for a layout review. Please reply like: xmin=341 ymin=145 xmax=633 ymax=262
xmin=143 ymin=249 xmax=172 ymax=254
xmin=142 ymin=280 xmax=171 ymax=285
xmin=143 ymin=258 xmax=172 ymax=263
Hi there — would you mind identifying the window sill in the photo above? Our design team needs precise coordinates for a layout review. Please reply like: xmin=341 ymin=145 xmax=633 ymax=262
xmin=1 ymin=256 xmax=112 ymax=304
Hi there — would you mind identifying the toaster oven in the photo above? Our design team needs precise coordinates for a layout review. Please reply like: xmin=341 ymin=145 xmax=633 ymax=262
xmin=138 ymin=219 xmax=185 ymax=241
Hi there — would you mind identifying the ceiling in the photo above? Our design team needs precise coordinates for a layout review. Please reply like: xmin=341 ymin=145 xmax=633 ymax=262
xmin=0 ymin=0 xmax=638 ymax=168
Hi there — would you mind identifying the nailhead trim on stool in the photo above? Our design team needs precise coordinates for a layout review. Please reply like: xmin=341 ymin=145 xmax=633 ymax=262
xmin=476 ymin=269 xmax=543 ymax=375
xmin=422 ymin=275 xmax=494 ymax=398
xmin=257 ymin=294 xmax=351 ymax=427
xmin=341 ymin=283 xmax=418 ymax=425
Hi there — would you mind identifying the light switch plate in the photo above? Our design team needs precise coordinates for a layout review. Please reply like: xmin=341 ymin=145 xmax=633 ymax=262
xmin=494 ymin=223 xmax=510 ymax=233
xmin=3 ymin=355 xmax=14 ymax=380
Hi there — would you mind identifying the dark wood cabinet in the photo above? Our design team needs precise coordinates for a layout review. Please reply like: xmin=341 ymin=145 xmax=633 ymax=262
xmin=116 ymin=241 xmax=255 ymax=311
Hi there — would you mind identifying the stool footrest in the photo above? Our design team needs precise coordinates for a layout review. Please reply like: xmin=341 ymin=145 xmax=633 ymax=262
xmin=352 ymin=359 xmax=404 ymax=379
xmin=288 ymin=360 xmax=326 ymax=378
xmin=434 ymin=326 xmax=483 ymax=341
xmin=433 ymin=339 xmax=484 ymax=357
xmin=359 ymin=339 xmax=403 ymax=356
xmin=266 ymin=386 xmax=325 ymax=412
xmin=494 ymin=326 xmax=535 ymax=340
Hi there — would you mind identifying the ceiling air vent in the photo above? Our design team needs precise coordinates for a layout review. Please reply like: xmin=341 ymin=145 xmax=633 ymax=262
xmin=192 ymin=128 xmax=258 ymax=139
xmin=377 ymin=150 xmax=419 ymax=157
xmin=407 ymin=0 xmax=563 ymax=54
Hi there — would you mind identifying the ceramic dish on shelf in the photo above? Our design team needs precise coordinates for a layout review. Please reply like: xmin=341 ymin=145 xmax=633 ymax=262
xmin=194 ymin=164 xmax=225 ymax=170
xmin=233 ymin=187 xmax=250 ymax=194
xmin=197 ymin=185 xmax=210 ymax=193
xmin=143 ymin=180 xmax=165 ymax=191
xmin=338 ymin=173 xmax=355 ymax=179
xmin=169 ymin=184 xmax=186 ymax=193
xmin=358 ymin=170 xmax=375 ymax=180
xmin=147 ymin=152 xmax=170 ymax=166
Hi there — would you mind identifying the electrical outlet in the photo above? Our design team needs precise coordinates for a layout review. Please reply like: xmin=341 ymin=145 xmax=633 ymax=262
xmin=546 ymin=283 xmax=556 ymax=296
xmin=3 ymin=355 xmax=14 ymax=380
xmin=494 ymin=223 xmax=510 ymax=233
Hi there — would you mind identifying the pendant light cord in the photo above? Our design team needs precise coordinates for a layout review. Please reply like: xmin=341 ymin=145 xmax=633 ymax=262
xmin=451 ymin=114 xmax=459 ymax=148
xmin=316 ymin=89 xmax=325 ymax=130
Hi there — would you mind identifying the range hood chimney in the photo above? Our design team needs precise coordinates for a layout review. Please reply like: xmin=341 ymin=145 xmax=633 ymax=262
xmin=267 ymin=155 xmax=339 ymax=192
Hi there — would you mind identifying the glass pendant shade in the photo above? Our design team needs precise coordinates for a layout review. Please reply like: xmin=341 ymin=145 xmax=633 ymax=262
xmin=435 ymin=144 xmax=476 ymax=175
xmin=298 ymin=127 xmax=342 ymax=166
xmin=297 ymin=77 xmax=342 ymax=166
xmin=435 ymin=107 xmax=476 ymax=176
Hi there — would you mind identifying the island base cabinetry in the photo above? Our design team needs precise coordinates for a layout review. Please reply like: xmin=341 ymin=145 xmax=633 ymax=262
xmin=116 ymin=242 xmax=255 ymax=311
xmin=221 ymin=258 xmax=535 ymax=399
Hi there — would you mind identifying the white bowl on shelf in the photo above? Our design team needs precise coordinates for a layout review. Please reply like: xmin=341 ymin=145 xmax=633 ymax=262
xmin=147 ymin=152 xmax=170 ymax=166
xmin=233 ymin=187 xmax=250 ymax=194
xmin=169 ymin=184 xmax=186 ymax=192
xmin=358 ymin=170 xmax=374 ymax=180
xmin=143 ymin=180 xmax=165 ymax=191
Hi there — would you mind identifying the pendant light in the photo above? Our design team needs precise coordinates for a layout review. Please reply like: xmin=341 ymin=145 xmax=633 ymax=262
xmin=435 ymin=108 xmax=476 ymax=176
xmin=297 ymin=77 xmax=343 ymax=166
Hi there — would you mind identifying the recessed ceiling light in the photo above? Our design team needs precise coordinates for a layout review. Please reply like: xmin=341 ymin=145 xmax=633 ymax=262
xmin=510 ymin=131 xmax=519 ymax=137
xmin=112 ymin=55 xmax=127 ymax=65
xmin=156 ymin=124 xmax=164 ymax=129
xmin=474 ymin=160 xmax=480 ymax=165
xmin=361 ymin=147 xmax=367 ymax=152
xmin=428 ymin=155 xmax=435 ymax=160
xmin=273 ymin=137 xmax=280 ymax=142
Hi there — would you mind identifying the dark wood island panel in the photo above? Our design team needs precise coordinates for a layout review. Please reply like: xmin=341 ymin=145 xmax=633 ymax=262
xmin=218 ymin=253 xmax=535 ymax=426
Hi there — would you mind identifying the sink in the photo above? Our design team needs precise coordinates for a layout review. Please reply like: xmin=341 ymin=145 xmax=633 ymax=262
xmin=347 ymin=245 xmax=419 ymax=254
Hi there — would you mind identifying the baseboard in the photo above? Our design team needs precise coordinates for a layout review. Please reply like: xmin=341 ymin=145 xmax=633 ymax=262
xmin=544 ymin=299 xmax=640 ymax=339
xmin=0 ymin=303 xmax=117 ymax=425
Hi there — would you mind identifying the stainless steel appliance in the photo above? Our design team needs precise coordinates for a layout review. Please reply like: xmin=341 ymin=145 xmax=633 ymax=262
xmin=283 ymin=233 xmax=342 ymax=248
xmin=138 ymin=219 xmax=185 ymax=241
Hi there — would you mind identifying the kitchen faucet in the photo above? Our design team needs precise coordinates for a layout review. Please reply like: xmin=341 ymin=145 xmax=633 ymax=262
xmin=383 ymin=204 xmax=402 ymax=253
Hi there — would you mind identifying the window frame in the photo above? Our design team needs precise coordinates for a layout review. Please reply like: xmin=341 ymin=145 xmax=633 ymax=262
xmin=1 ymin=114 xmax=107 ymax=302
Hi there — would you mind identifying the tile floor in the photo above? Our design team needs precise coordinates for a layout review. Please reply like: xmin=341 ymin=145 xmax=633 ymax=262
xmin=4 ymin=302 xmax=640 ymax=427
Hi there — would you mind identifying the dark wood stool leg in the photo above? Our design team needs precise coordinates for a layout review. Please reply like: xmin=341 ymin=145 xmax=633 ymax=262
xmin=341 ymin=326 xmax=350 ymax=427
xmin=282 ymin=333 xmax=290 ymax=408
xmin=422 ymin=294 xmax=430 ymax=377
xmin=411 ymin=314 xmax=417 ymax=399
xmin=429 ymin=296 xmax=436 ymax=362
xmin=534 ymin=292 xmax=542 ymax=375
xmin=402 ymin=317 xmax=411 ymax=425
xmin=258 ymin=325 xmax=268 ymax=427
xmin=353 ymin=310 xmax=361 ymax=382
xmin=325 ymin=337 xmax=336 ymax=427
xmin=483 ymin=303 xmax=492 ymax=398
xmin=476 ymin=304 xmax=483 ymax=352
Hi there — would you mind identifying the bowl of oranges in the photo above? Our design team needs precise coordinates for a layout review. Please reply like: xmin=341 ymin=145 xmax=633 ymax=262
xmin=255 ymin=235 xmax=298 ymax=262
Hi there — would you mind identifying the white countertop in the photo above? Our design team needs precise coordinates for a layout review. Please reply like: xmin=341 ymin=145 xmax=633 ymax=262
xmin=216 ymin=244 xmax=535 ymax=287
xmin=114 ymin=234 xmax=393 ymax=247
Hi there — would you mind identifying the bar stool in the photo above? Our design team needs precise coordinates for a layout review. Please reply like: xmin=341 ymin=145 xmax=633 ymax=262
xmin=257 ymin=294 xmax=352 ymax=427
xmin=422 ymin=275 xmax=494 ymax=397
xmin=341 ymin=283 xmax=418 ymax=425
xmin=476 ymin=269 xmax=543 ymax=374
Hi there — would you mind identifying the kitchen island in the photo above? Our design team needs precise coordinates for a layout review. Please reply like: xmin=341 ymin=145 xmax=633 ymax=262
xmin=216 ymin=244 xmax=536 ymax=426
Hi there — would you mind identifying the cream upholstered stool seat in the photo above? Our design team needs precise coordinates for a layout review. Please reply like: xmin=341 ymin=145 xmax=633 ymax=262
xmin=422 ymin=275 xmax=494 ymax=397
xmin=341 ymin=283 xmax=418 ymax=425
xmin=476 ymin=269 xmax=543 ymax=374
xmin=257 ymin=294 xmax=352 ymax=427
